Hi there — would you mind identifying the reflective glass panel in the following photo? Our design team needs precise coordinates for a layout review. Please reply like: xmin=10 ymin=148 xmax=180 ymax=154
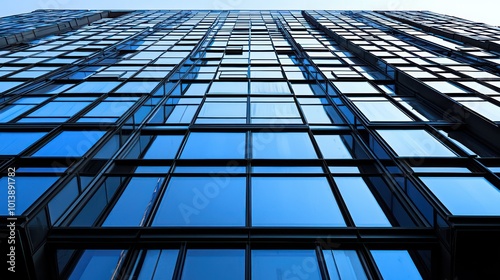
xmin=252 ymin=132 xmax=317 ymax=159
xmin=322 ymin=250 xmax=367 ymax=280
xmin=0 ymin=176 xmax=58 ymax=215
xmin=33 ymin=131 xmax=106 ymax=157
xmin=153 ymin=177 xmax=246 ymax=226
xmin=251 ymin=177 xmax=345 ymax=226
xmin=0 ymin=132 xmax=46 ymax=155
xmin=181 ymin=249 xmax=245 ymax=280
xmin=180 ymin=132 xmax=246 ymax=159
xmin=68 ymin=250 xmax=125 ymax=280
xmin=103 ymin=177 xmax=164 ymax=226
xmin=420 ymin=177 xmax=500 ymax=215
xmin=334 ymin=177 xmax=391 ymax=227
xmin=370 ymin=250 xmax=422 ymax=280
xmin=252 ymin=250 xmax=322 ymax=280
xmin=376 ymin=130 xmax=456 ymax=157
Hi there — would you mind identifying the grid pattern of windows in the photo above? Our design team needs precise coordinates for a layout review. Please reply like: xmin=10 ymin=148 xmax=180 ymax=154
xmin=1 ymin=9 xmax=500 ymax=280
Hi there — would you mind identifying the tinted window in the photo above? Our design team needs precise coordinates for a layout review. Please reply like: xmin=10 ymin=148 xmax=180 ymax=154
xmin=181 ymin=249 xmax=245 ymax=280
xmin=0 ymin=176 xmax=58 ymax=215
xmin=252 ymin=132 xmax=317 ymax=159
xmin=314 ymin=135 xmax=352 ymax=159
xmin=153 ymin=177 xmax=246 ymax=226
xmin=322 ymin=250 xmax=367 ymax=280
xmin=370 ymin=250 xmax=422 ymax=280
xmin=137 ymin=250 xmax=178 ymax=280
xmin=69 ymin=250 xmax=125 ymax=280
xmin=0 ymin=132 xmax=46 ymax=155
xmin=251 ymin=177 xmax=345 ymax=226
xmin=180 ymin=132 xmax=246 ymax=159
xmin=376 ymin=130 xmax=456 ymax=157
xmin=420 ymin=177 xmax=500 ymax=215
xmin=33 ymin=131 xmax=105 ymax=157
xmin=103 ymin=177 xmax=164 ymax=226
xmin=252 ymin=250 xmax=322 ymax=280
xmin=143 ymin=135 xmax=184 ymax=159
xmin=334 ymin=177 xmax=391 ymax=227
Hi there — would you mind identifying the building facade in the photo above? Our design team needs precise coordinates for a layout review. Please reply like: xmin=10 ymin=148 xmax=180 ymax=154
xmin=1 ymin=9 xmax=500 ymax=279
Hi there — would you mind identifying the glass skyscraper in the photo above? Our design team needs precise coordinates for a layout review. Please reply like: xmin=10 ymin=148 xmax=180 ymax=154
xmin=1 ymin=9 xmax=500 ymax=279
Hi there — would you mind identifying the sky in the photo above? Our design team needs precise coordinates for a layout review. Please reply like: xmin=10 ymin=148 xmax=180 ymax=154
xmin=0 ymin=0 xmax=498 ymax=26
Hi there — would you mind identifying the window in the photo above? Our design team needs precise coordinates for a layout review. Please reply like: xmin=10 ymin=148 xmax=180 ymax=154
xmin=0 ymin=132 xmax=47 ymax=155
xmin=252 ymin=250 xmax=322 ymax=280
xmin=334 ymin=177 xmax=391 ymax=226
xmin=376 ymin=129 xmax=456 ymax=157
xmin=153 ymin=177 xmax=246 ymax=226
xmin=322 ymin=250 xmax=367 ymax=279
xmin=251 ymin=177 xmax=345 ymax=226
xmin=68 ymin=250 xmax=125 ymax=280
xmin=251 ymin=82 xmax=291 ymax=94
xmin=252 ymin=132 xmax=317 ymax=159
xmin=314 ymin=135 xmax=353 ymax=159
xmin=143 ymin=135 xmax=184 ymax=159
xmin=181 ymin=249 xmax=245 ymax=280
xmin=250 ymin=97 xmax=301 ymax=123
xmin=370 ymin=250 xmax=422 ymax=280
xmin=332 ymin=81 xmax=380 ymax=94
xmin=23 ymin=98 xmax=93 ymax=121
xmin=351 ymin=97 xmax=413 ymax=122
xmin=209 ymin=81 xmax=248 ymax=94
xmin=103 ymin=177 xmax=164 ymax=226
xmin=115 ymin=81 xmax=160 ymax=94
xmin=180 ymin=132 xmax=246 ymax=159
xmin=83 ymin=99 xmax=136 ymax=118
xmin=0 ymin=176 xmax=58 ymax=215
xmin=419 ymin=177 xmax=500 ymax=215
xmin=137 ymin=250 xmax=178 ymax=280
xmin=65 ymin=82 xmax=121 ymax=94
xmin=33 ymin=131 xmax=106 ymax=157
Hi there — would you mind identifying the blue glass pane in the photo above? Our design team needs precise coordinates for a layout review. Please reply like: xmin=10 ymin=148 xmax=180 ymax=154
xmin=115 ymin=81 xmax=160 ymax=94
xmin=251 ymin=177 xmax=345 ymax=227
xmin=334 ymin=177 xmax=391 ymax=227
xmin=138 ymin=249 xmax=178 ymax=280
xmin=66 ymin=82 xmax=121 ymax=93
xmin=69 ymin=250 xmax=125 ymax=280
xmin=143 ymin=135 xmax=184 ymax=159
xmin=180 ymin=132 xmax=246 ymax=159
xmin=370 ymin=250 xmax=422 ymax=280
xmin=252 ymin=166 xmax=324 ymax=174
xmin=153 ymin=177 xmax=246 ymax=226
xmin=33 ymin=131 xmax=106 ymax=157
xmin=0 ymin=132 xmax=46 ymax=155
xmin=0 ymin=176 xmax=58 ymax=215
xmin=103 ymin=177 xmax=164 ymax=226
xmin=135 ymin=166 xmax=171 ymax=174
xmin=0 ymin=81 xmax=23 ymax=92
xmin=181 ymin=249 xmax=245 ymax=280
xmin=84 ymin=101 xmax=135 ymax=117
xmin=209 ymin=81 xmax=248 ymax=94
xmin=252 ymin=250 xmax=322 ymax=280
xmin=332 ymin=81 xmax=380 ymax=94
xmin=0 ymin=105 xmax=35 ymax=122
xmin=251 ymin=82 xmax=291 ymax=94
xmin=28 ymin=101 xmax=91 ymax=117
xmin=376 ymin=130 xmax=456 ymax=157
xmin=314 ymin=135 xmax=352 ymax=159
xmin=420 ymin=177 xmax=500 ymax=215
xmin=322 ymin=250 xmax=367 ymax=280
xmin=252 ymin=132 xmax=317 ymax=159
xmin=174 ymin=166 xmax=246 ymax=174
